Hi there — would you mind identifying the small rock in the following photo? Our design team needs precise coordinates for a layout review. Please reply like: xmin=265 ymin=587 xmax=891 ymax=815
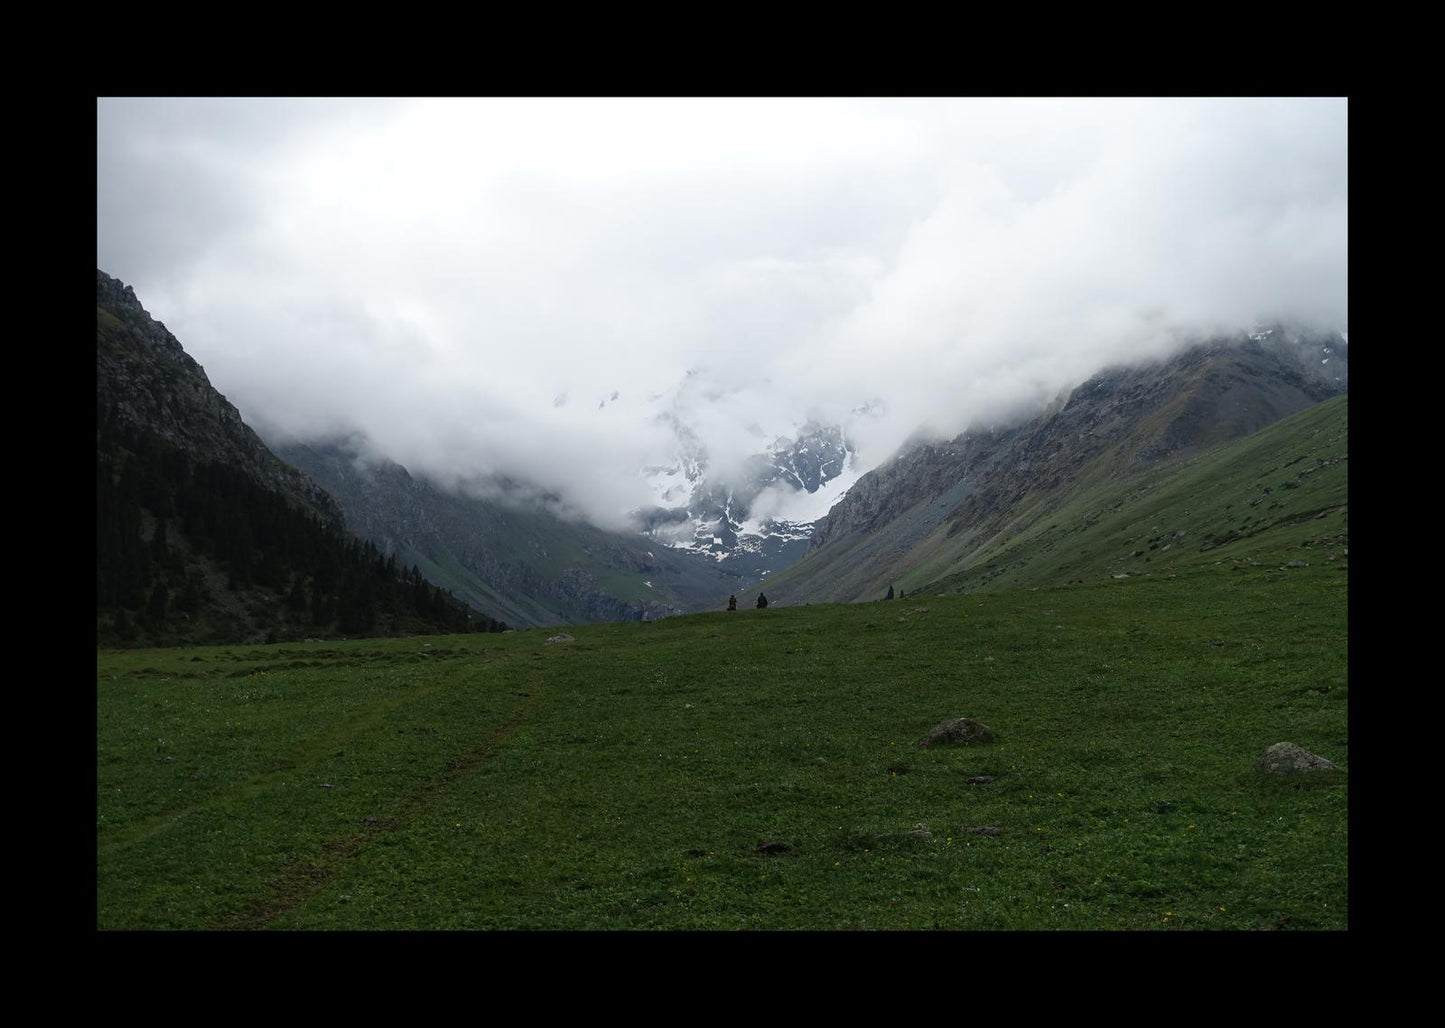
xmin=544 ymin=634 xmax=575 ymax=645
xmin=877 ymin=825 xmax=933 ymax=845
xmin=966 ymin=775 xmax=996 ymax=784
xmin=812 ymin=756 xmax=828 ymax=766
xmin=920 ymin=717 xmax=996 ymax=748
xmin=757 ymin=840 xmax=792 ymax=855
xmin=1256 ymin=742 xmax=1339 ymax=774
xmin=319 ymin=783 xmax=334 ymax=789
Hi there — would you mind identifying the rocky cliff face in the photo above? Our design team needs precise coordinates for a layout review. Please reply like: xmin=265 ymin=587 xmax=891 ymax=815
xmin=639 ymin=420 xmax=856 ymax=576
xmin=96 ymin=270 xmax=342 ymax=528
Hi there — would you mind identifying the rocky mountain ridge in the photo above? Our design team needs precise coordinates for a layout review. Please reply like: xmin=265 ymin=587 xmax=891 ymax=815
xmin=637 ymin=420 xmax=858 ymax=578
xmin=775 ymin=324 xmax=1347 ymax=603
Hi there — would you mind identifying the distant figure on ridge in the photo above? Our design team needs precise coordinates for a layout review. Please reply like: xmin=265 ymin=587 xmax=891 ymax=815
xmin=727 ymin=594 xmax=738 ymax=611
xmin=756 ymin=593 xmax=769 ymax=609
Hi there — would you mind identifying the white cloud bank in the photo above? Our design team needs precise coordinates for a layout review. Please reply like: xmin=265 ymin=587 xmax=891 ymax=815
xmin=98 ymin=97 xmax=1347 ymax=530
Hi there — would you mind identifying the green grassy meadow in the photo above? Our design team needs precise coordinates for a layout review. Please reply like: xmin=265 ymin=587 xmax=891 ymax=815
xmin=98 ymin=560 xmax=1347 ymax=930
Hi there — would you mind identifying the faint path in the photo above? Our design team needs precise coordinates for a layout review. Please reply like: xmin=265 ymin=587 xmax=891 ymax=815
xmin=99 ymin=671 xmax=457 ymax=856
xmin=215 ymin=677 xmax=544 ymax=929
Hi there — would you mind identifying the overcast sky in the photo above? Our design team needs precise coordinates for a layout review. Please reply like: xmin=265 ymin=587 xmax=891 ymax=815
xmin=97 ymin=97 xmax=1347 ymax=530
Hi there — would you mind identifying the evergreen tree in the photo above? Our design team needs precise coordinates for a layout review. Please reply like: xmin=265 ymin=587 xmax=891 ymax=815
xmin=144 ymin=581 xmax=169 ymax=633
xmin=286 ymin=575 xmax=308 ymax=612
xmin=151 ymin=517 xmax=169 ymax=563
xmin=178 ymin=574 xmax=204 ymax=615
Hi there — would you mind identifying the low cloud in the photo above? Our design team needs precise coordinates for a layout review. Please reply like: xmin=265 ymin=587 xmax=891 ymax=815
xmin=98 ymin=97 xmax=1347 ymax=527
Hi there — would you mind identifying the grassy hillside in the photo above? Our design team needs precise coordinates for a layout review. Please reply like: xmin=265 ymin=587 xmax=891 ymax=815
xmin=98 ymin=556 xmax=1346 ymax=930
xmin=925 ymin=394 xmax=1348 ymax=595
xmin=769 ymin=395 xmax=1346 ymax=603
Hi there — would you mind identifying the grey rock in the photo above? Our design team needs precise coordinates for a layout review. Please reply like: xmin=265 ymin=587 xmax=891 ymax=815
xmin=920 ymin=717 xmax=996 ymax=748
xmin=1256 ymin=742 xmax=1339 ymax=774
xmin=875 ymin=824 xmax=933 ymax=846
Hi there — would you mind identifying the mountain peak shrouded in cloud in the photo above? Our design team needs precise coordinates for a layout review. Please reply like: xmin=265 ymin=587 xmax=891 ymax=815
xmin=98 ymin=97 xmax=1346 ymax=532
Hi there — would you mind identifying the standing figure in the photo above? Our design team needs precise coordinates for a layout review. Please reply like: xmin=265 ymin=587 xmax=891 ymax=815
xmin=756 ymin=593 xmax=768 ymax=609
xmin=727 ymin=594 xmax=738 ymax=611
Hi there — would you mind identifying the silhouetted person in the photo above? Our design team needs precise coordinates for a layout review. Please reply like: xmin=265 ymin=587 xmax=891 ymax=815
xmin=756 ymin=593 xmax=768 ymax=609
xmin=727 ymin=594 xmax=738 ymax=611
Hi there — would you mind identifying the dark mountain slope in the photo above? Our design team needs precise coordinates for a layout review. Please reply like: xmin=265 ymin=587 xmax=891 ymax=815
xmin=97 ymin=272 xmax=341 ymax=527
xmin=274 ymin=436 xmax=750 ymax=628
xmin=97 ymin=270 xmax=496 ymax=646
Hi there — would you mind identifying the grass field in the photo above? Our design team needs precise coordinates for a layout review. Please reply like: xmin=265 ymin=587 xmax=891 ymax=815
xmin=98 ymin=559 xmax=1347 ymax=930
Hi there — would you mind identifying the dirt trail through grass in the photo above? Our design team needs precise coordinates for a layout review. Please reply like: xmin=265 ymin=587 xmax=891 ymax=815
xmin=216 ymin=674 xmax=544 ymax=929
xmin=99 ymin=670 xmax=467 ymax=857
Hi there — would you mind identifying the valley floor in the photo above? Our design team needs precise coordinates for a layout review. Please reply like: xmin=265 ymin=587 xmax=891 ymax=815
xmin=98 ymin=562 xmax=1346 ymax=930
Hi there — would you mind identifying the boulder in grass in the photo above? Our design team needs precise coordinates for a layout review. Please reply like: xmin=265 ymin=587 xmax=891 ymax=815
xmin=920 ymin=717 xmax=995 ymax=748
xmin=1256 ymin=742 xmax=1339 ymax=774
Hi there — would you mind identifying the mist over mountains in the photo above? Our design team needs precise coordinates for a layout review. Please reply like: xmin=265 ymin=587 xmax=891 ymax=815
xmin=99 ymin=260 xmax=1348 ymax=643
xmin=766 ymin=323 xmax=1347 ymax=604
xmin=97 ymin=271 xmax=498 ymax=646
xmin=99 ymin=98 xmax=1346 ymax=539
xmin=97 ymin=98 xmax=1346 ymax=636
